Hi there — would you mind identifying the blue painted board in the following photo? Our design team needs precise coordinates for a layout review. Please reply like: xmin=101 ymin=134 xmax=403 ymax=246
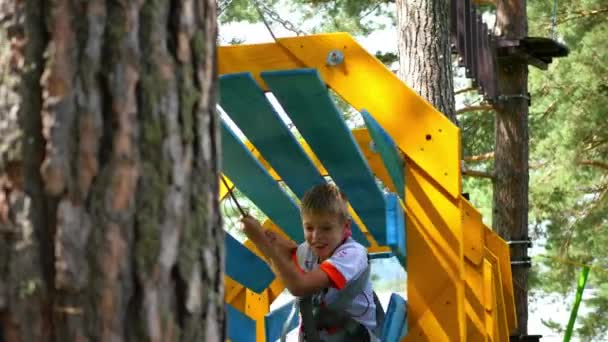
xmin=219 ymin=73 xmax=325 ymax=199
xmin=380 ymin=293 xmax=408 ymax=342
xmin=220 ymin=73 xmax=369 ymax=247
xmin=265 ymin=300 xmax=300 ymax=342
xmin=226 ymin=303 xmax=257 ymax=342
xmin=385 ymin=193 xmax=406 ymax=268
xmin=221 ymin=119 xmax=304 ymax=242
xmin=262 ymin=69 xmax=387 ymax=245
xmin=225 ymin=233 xmax=275 ymax=293
xmin=361 ymin=110 xmax=406 ymax=201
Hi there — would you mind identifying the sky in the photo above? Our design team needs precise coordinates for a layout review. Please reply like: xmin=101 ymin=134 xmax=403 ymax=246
xmin=217 ymin=6 xmax=591 ymax=341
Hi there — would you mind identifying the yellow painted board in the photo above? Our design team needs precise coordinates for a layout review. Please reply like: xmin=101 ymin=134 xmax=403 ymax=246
xmin=225 ymin=275 xmax=245 ymax=304
xmin=218 ymin=42 xmax=303 ymax=89
xmin=485 ymin=249 xmax=510 ymax=342
xmin=484 ymin=226 xmax=517 ymax=332
xmin=466 ymin=303 xmax=488 ymax=342
xmin=245 ymin=289 xmax=270 ymax=342
xmin=465 ymin=259 xmax=486 ymax=342
xmin=482 ymin=260 xmax=496 ymax=341
xmin=461 ymin=198 xmax=485 ymax=266
xmin=276 ymin=33 xmax=461 ymax=199
xmin=267 ymin=278 xmax=286 ymax=304
xmin=402 ymin=162 xmax=465 ymax=341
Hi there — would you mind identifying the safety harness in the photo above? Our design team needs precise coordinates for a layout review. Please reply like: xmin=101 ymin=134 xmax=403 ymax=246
xmin=281 ymin=261 xmax=385 ymax=342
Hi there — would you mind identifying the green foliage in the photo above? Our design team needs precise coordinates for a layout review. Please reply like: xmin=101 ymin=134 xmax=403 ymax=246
xmin=526 ymin=1 xmax=608 ymax=339
xmin=220 ymin=0 xmax=394 ymax=36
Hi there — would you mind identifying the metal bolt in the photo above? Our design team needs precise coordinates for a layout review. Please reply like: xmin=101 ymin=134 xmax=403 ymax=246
xmin=327 ymin=50 xmax=344 ymax=66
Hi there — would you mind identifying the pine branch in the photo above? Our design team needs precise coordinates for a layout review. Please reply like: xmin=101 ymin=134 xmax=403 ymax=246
xmin=454 ymin=86 xmax=477 ymax=95
xmin=462 ymin=167 xmax=494 ymax=179
xmin=557 ymin=7 xmax=608 ymax=25
xmin=456 ymin=104 xmax=495 ymax=115
xmin=463 ymin=152 xmax=495 ymax=162
xmin=578 ymin=160 xmax=608 ymax=171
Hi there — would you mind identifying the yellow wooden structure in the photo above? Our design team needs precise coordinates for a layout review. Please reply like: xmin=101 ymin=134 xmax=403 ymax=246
xmin=218 ymin=33 xmax=516 ymax=341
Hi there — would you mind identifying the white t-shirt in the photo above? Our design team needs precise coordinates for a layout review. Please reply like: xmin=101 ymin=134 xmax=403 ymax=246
xmin=293 ymin=237 xmax=376 ymax=337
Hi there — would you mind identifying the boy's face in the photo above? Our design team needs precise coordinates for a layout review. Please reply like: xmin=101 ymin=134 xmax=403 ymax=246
xmin=302 ymin=211 xmax=350 ymax=261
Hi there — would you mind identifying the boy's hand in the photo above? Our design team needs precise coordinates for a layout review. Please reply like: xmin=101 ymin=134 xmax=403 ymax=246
xmin=265 ymin=230 xmax=297 ymax=255
xmin=240 ymin=215 xmax=265 ymax=242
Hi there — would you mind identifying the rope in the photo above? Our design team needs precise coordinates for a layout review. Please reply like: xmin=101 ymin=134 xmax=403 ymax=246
xmin=220 ymin=176 xmax=247 ymax=216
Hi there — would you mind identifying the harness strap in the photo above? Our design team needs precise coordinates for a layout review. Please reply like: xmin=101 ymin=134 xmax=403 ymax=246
xmin=372 ymin=291 xmax=385 ymax=337
xmin=325 ymin=263 xmax=371 ymax=312
xmin=299 ymin=296 xmax=321 ymax=342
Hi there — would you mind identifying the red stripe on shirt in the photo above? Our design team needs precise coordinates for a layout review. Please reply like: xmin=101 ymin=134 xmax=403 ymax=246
xmin=319 ymin=261 xmax=347 ymax=289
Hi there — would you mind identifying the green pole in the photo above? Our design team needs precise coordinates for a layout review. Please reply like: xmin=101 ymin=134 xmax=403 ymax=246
xmin=563 ymin=266 xmax=591 ymax=342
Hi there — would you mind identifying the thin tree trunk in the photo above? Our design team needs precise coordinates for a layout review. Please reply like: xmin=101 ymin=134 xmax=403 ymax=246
xmin=494 ymin=0 xmax=529 ymax=335
xmin=0 ymin=1 xmax=223 ymax=341
xmin=396 ymin=0 xmax=457 ymax=123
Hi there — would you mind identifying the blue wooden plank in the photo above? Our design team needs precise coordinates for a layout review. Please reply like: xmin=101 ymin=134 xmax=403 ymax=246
xmin=226 ymin=304 xmax=257 ymax=342
xmin=380 ymin=293 xmax=408 ymax=342
xmin=221 ymin=119 xmax=304 ymax=242
xmin=220 ymin=73 xmax=369 ymax=247
xmin=219 ymin=73 xmax=325 ymax=199
xmin=225 ymin=233 xmax=275 ymax=293
xmin=264 ymin=300 xmax=300 ymax=342
xmin=385 ymin=193 xmax=406 ymax=268
xmin=262 ymin=69 xmax=387 ymax=245
xmin=361 ymin=110 xmax=406 ymax=201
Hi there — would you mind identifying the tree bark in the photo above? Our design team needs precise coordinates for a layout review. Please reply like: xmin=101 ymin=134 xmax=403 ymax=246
xmin=494 ymin=0 xmax=529 ymax=335
xmin=0 ymin=1 xmax=223 ymax=341
xmin=395 ymin=0 xmax=457 ymax=123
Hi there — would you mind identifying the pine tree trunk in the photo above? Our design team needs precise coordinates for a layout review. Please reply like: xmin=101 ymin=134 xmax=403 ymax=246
xmin=0 ymin=1 xmax=223 ymax=341
xmin=494 ymin=0 xmax=529 ymax=336
xmin=395 ymin=0 xmax=456 ymax=123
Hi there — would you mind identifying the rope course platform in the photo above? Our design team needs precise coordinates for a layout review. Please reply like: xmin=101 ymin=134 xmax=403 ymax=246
xmin=218 ymin=33 xmax=517 ymax=342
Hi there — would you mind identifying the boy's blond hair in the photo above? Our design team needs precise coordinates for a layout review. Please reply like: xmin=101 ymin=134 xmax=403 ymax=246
xmin=300 ymin=184 xmax=350 ymax=223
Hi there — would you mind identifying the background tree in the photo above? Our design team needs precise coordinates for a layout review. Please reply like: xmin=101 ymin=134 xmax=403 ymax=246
xmin=460 ymin=1 xmax=608 ymax=339
xmin=526 ymin=1 xmax=608 ymax=340
xmin=492 ymin=0 xmax=531 ymax=335
xmin=395 ymin=0 xmax=456 ymax=121
xmin=0 ymin=1 xmax=223 ymax=341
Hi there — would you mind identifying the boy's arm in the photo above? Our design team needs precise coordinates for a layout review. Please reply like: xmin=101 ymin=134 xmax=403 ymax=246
xmin=241 ymin=215 xmax=332 ymax=296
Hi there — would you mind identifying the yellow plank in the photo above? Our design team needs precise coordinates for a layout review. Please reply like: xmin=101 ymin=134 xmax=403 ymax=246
xmin=461 ymin=198 xmax=485 ymax=265
xmin=482 ymin=260 xmax=496 ymax=341
xmin=466 ymin=304 xmax=488 ymax=342
xmin=485 ymin=249 xmax=510 ymax=342
xmin=225 ymin=275 xmax=245 ymax=304
xmin=276 ymin=33 xmax=461 ymax=199
xmin=267 ymin=278 xmax=286 ymax=304
xmin=245 ymin=289 xmax=270 ymax=342
xmin=465 ymin=259 xmax=487 ymax=342
xmin=402 ymin=162 xmax=465 ymax=342
xmin=484 ymin=226 xmax=517 ymax=332
xmin=218 ymin=43 xmax=303 ymax=89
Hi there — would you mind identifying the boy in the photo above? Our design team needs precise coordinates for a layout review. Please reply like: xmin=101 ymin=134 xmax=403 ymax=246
xmin=241 ymin=184 xmax=378 ymax=341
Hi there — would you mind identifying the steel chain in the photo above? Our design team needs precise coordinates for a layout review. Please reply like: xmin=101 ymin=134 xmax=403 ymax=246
xmin=253 ymin=0 xmax=307 ymax=36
